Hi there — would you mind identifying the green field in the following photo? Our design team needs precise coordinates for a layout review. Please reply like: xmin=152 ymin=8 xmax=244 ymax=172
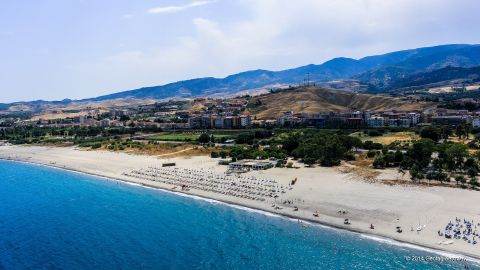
xmin=148 ymin=133 xmax=232 ymax=141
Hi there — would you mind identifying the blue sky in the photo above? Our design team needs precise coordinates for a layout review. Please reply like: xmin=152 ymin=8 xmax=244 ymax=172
xmin=1 ymin=0 xmax=480 ymax=102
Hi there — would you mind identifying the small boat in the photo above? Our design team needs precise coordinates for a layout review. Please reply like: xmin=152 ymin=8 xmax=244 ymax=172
xmin=344 ymin=219 xmax=351 ymax=225
xmin=293 ymin=206 xmax=299 ymax=211
xmin=313 ymin=211 xmax=319 ymax=217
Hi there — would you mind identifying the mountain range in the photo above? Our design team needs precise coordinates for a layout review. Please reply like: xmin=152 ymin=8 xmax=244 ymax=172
xmin=84 ymin=44 xmax=480 ymax=101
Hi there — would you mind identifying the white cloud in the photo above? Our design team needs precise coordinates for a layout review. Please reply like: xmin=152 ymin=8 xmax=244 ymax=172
xmin=147 ymin=1 xmax=211 ymax=14
xmin=70 ymin=0 xmax=480 ymax=98
xmin=4 ymin=0 xmax=480 ymax=102
xmin=122 ymin=14 xmax=135 ymax=20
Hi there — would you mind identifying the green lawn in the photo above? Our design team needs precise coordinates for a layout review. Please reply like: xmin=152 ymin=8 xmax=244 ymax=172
xmin=149 ymin=133 xmax=232 ymax=141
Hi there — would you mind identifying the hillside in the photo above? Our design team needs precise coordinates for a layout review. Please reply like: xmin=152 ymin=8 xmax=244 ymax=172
xmin=247 ymin=87 xmax=430 ymax=119
xmin=2 ymin=44 xmax=479 ymax=109
xmin=356 ymin=45 xmax=480 ymax=89
xmin=84 ymin=44 xmax=480 ymax=101
xmin=389 ymin=66 xmax=480 ymax=89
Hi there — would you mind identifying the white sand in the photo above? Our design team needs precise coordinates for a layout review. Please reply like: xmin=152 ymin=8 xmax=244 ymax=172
xmin=1 ymin=145 xmax=479 ymax=260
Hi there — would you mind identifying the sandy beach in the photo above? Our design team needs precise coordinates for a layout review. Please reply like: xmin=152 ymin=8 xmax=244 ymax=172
xmin=1 ymin=144 xmax=479 ymax=260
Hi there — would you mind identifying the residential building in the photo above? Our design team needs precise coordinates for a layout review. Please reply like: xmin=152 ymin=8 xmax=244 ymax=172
xmin=367 ymin=116 xmax=384 ymax=128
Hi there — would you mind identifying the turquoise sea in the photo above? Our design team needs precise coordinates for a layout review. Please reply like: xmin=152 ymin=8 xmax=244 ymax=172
xmin=0 ymin=160 xmax=478 ymax=270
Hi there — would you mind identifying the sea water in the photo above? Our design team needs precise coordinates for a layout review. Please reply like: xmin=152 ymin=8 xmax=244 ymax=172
xmin=0 ymin=160 xmax=478 ymax=270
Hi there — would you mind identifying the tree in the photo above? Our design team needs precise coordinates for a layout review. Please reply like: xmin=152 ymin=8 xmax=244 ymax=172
xmin=439 ymin=126 xmax=452 ymax=140
xmin=368 ymin=130 xmax=383 ymax=137
xmin=409 ymin=139 xmax=435 ymax=167
xmin=454 ymin=175 xmax=465 ymax=185
xmin=367 ymin=150 xmax=377 ymax=158
xmin=320 ymin=140 xmax=345 ymax=166
xmin=464 ymin=157 xmax=478 ymax=172
xmin=363 ymin=140 xmax=383 ymax=150
xmin=456 ymin=123 xmax=472 ymax=139
xmin=373 ymin=156 xmax=386 ymax=169
xmin=282 ymin=136 xmax=299 ymax=154
xmin=198 ymin=133 xmax=211 ymax=144
xmin=343 ymin=136 xmax=363 ymax=150
xmin=469 ymin=178 xmax=479 ymax=187
xmin=409 ymin=164 xmax=422 ymax=180
xmin=400 ymin=155 xmax=414 ymax=170
xmin=467 ymin=168 xmax=478 ymax=179
xmin=236 ymin=133 xmax=255 ymax=144
xmin=383 ymin=152 xmax=396 ymax=165
xmin=426 ymin=170 xmax=448 ymax=183
xmin=458 ymin=175 xmax=467 ymax=186
xmin=420 ymin=126 xmax=441 ymax=142
xmin=210 ymin=151 xmax=219 ymax=158
xmin=303 ymin=157 xmax=316 ymax=166
xmin=394 ymin=150 xmax=404 ymax=164
xmin=445 ymin=143 xmax=468 ymax=171
xmin=119 ymin=115 xmax=130 ymax=122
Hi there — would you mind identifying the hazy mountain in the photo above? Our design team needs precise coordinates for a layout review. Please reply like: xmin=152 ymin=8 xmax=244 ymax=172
xmin=4 ymin=44 xmax=480 ymax=105
xmin=389 ymin=66 xmax=480 ymax=89
xmin=86 ymin=44 xmax=480 ymax=101
xmin=355 ymin=45 xmax=480 ymax=89
xmin=85 ymin=60 xmax=371 ymax=101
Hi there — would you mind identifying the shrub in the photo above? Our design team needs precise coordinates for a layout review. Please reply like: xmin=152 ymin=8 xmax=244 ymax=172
xmin=373 ymin=156 xmax=386 ymax=169
xmin=368 ymin=130 xmax=383 ymax=137
xmin=367 ymin=150 xmax=377 ymax=158
xmin=363 ymin=140 xmax=383 ymax=150
xmin=198 ymin=133 xmax=211 ymax=144
xmin=92 ymin=143 xmax=102 ymax=149
xmin=344 ymin=152 xmax=355 ymax=161
xmin=469 ymin=178 xmax=479 ymax=187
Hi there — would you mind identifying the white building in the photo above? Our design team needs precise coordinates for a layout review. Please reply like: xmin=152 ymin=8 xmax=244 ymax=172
xmin=407 ymin=113 xmax=420 ymax=125
xmin=100 ymin=119 xmax=111 ymax=127
xmin=473 ymin=118 xmax=480 ymax=128
xmin=240 ymin=115 xmax=252 ymax=127
xmin=387 ymin=118 xmax=411 ymax=128
xmin=367 ymin=116 xmax=384 ymax=128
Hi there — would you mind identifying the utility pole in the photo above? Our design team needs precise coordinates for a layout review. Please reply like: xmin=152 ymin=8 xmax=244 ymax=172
xmin=303 ymin=73 xmax=311 ymax=87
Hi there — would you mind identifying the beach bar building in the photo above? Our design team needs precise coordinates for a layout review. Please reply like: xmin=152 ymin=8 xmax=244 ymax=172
xmin=228 ymin=159 xmax=276 ymax=171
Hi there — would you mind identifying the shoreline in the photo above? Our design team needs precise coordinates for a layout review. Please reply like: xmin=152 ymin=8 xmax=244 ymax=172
xmin=1 ymin=156 xmax=479 ymax=264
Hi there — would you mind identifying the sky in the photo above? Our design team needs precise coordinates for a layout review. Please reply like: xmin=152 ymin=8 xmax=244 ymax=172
xmin=1 ymin=0 xmax=480 ymax=102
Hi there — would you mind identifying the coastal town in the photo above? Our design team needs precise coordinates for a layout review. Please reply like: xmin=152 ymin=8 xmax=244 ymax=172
xmin=2 ymin=88 xmax=480 ymax=260
xmin=3 ymin=0 xmax=480 ymax=268
xmin=2 ymin=89 xmax=480 ymax=131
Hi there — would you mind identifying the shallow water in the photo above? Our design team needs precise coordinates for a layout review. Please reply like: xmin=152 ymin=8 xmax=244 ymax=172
xmin=0 ymin=160 xmax=477 ymax=269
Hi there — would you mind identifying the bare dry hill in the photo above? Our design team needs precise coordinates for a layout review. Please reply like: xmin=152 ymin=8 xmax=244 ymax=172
xmin=247 ymin=87 xmax=430 ymax=119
